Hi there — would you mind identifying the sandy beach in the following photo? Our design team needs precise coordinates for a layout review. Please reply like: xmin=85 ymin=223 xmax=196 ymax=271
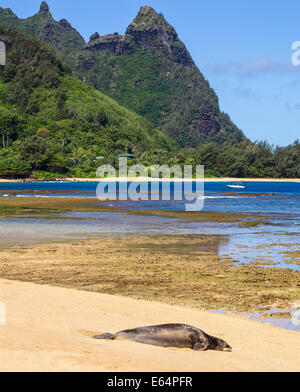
xmin=0 ymin=194 xmax=299 ymax=372
xmin=0 ymin=0 xmax=299 ymax=375
xmin=0 ymin=279 xmax=299 ymax=372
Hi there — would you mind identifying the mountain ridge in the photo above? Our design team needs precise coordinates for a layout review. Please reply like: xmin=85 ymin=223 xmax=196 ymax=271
xmin=0 ymin=2 xmax=86 ymax=68
xmin=0 ymin=3 xmax=299 ymax=179
xmin=0 ymin=3 xmax=246 ymax=147
xmin=78 ymin=5 xmax=246 ymax=147
xmin=0 ymin=24 xmax=174 ymax=178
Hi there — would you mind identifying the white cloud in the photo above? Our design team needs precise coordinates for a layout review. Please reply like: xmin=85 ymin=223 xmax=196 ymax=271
xmin=207 ymin=57 xmax=297 ymax=78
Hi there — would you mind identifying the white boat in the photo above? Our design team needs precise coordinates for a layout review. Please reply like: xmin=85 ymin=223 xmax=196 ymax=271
xmin=227 ymin=183 xmax=247 ymax=190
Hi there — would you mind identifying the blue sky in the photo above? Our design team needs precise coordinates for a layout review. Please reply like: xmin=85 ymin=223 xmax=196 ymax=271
xmin=2 ymin=0 xmax=300 ymax=146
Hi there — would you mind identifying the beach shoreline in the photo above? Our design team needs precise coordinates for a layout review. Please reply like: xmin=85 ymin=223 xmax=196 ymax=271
xmin=0 ymin=234 xmax=299 ymax=313
xmin=0 ymin=177 xmax=299 ymax=183
xmin=0 ymin=198 xmax=299 ymax=371
xmin=1 ymin=279 xmax=300 ymax=372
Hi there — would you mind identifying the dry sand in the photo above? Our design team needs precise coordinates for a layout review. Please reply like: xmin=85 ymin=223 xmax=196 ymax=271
xmin=0 ymin=279 xmax=299 ymax=372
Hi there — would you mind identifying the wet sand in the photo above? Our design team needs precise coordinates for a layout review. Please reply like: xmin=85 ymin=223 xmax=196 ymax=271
xmin=0 ymin=279 xmax=299 ymax=372
xmin=0 ymin=235 xmax=299 ymax=313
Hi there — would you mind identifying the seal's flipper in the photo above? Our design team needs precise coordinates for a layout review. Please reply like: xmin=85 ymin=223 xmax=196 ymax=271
xmin=93 ymin=333 xmax=116 ymax=340
xmin=193 ymin=342 xmax=209 ymax=351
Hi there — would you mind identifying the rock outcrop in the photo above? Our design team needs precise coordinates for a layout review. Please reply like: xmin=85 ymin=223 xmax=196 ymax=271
xmin=39 ymin=1 xmax=50 ymax=13
xmin=76 ymin=6 xmax=244 ymax=146
xmin=86 ymin=33 xmax=133 ymax=56
xmin=125 ymin=6 xmax=194 ymax=66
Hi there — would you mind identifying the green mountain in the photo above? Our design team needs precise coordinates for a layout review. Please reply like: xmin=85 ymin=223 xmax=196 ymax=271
xmin=0 ymin=25 xmax=174 ymax=178
xmin=0 ymin=2 xmax=85 ymax=68
xmin=0 ymin=3 xmax=246 ymax=148
xmin=77 ymin=6 xmax=246 ymax=147
xmin=0 ymin=3 xmax=298 ymax=179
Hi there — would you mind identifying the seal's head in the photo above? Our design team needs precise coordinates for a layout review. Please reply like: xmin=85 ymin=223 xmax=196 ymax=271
xmin=218 ymin=339 xmax=232 ymax=352
xmin=210 ymin=336 xmax=232 ymax=352
xmin=216 ymin=339 xmax=232 ymax=353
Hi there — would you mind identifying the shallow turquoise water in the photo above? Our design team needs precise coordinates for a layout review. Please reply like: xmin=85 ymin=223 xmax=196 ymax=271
xmin=0 ymin=181 xmax=299 ymax=270
xmin=0 ymin=181 xmax=299 ymax=332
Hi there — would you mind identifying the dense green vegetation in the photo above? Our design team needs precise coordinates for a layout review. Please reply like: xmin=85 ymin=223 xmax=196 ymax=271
xmin=0 ymin=2 xmax=85 ymax=68
xmin=77 ymin=47 xmax=245 ymax=148
xmin=0 ymin=4 xmax=298 ymax=179
xmin=0 ymin=3 xmax=246 ymax=147
xmin=77 ymin=6 xmax=245 ymax=148
xmin=0 ymin=25 xmax=174 ymax=179
xmin=173 ymin=141 xmax=300 ymax=179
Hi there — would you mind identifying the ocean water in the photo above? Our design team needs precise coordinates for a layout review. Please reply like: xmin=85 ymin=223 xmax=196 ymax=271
xmin=0 ymin=181 xmax=299 ymax=269
xmin=0 ymin=181 xmax=299 ymax=251
xmin=0 ymin=181 xmax=299 ymax=331
xmin=0 ymin=180 xmax=300 ymax=211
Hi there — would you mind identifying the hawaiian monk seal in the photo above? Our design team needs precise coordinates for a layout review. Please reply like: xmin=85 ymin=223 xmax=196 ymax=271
xmin=93 ymin=324 xmax=232 ymax=352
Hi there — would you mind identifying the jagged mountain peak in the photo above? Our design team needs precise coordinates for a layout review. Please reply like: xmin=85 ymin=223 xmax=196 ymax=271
xmin=0 ymin=4 xmax=245 ymax=147
xmin=136 ymin=5 xmax=161 ymax=21
xmin=89 ymin=32 xmax=100 ymax=42
xmin=124 ymin=6 xmax=193 ymax=66
xmin=0 ymin=7 xmax=14 ymax=14
xmin=59 ymin=18 xmax=71 ymax=27
xmin=126 ymin=5 xmax=176 ymax=35
xmin=39 ymin=2 xmax=50 ymax=13
xmin=0 ymin=6 xmax=18 ymax=23
xmin=140 ymin=6 xmax=157 ymax=14
xmin=0 ymin=3 xmax=86 ymax=68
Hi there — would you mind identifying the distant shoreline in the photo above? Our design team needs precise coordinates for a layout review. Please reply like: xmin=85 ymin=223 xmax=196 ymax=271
xmin=0 ymin=177 xmax=299 ymax=183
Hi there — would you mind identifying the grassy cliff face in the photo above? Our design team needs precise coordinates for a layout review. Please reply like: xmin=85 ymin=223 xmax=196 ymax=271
xmin=0 ymin=2 xmax=86 ymax=68
xmin=0 ymin=3 xmax=245 ymax=148
xmin=0 ymin=25 xmax=174 ymax=178
xmin=77 ymin=6 xmax=246 ymax=147
xmin=0 ymin=3 xmax=298 ymax=178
